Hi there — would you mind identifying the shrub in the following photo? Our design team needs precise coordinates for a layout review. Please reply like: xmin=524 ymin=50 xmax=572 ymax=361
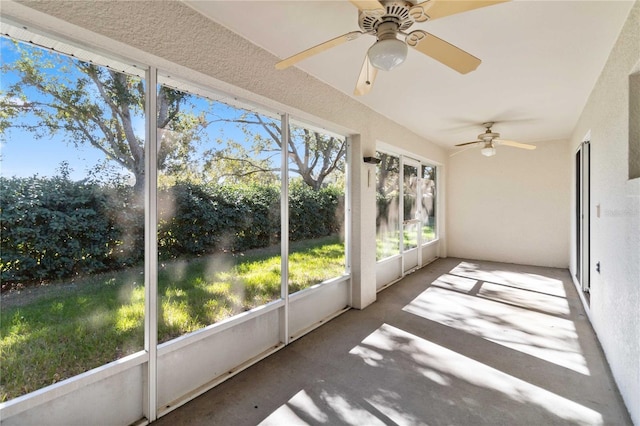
xmin=1 ymin=177 xmax=343 ymax=287
xmin=289 ymin=181 xmax=343 ymax=241
xmin=0 ymin=175 xmax=140 ymax=285
xmin=157 ymin=182 xmax=281 ymax=258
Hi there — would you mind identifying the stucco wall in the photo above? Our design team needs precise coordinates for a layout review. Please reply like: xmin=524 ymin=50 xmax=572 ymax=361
xmin=569 ymin=2 xmax=640 ymax=422
xmin=447 ymin=139 xmax=570 ymax=268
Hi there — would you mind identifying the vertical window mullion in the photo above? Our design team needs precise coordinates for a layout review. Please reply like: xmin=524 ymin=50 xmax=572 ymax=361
xmin=345 ymin=138 xmax=352 ymax=278
xmin=280 ymin=113 xmax=290 ymax=345
xmin=144 ymin=66 xmax=159 ymax=422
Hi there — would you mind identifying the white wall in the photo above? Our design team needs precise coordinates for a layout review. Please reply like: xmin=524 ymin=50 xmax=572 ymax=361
xmin=569 ymin=2 xmax=640 ymax=423
xmin=447 ymin=139 xmax=571 ymax=268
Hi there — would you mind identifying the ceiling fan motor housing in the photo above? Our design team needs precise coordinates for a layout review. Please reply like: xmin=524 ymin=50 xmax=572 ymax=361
xmin=358 ymin=1 xmax=419 ymax=34
xmin=480 ymin=122 xmax=499 ymax=141
xmin=480 ymin=131 xmax=500 ymax=141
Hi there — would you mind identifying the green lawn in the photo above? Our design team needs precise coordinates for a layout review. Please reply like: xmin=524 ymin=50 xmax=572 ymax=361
xmin=376 ymin=225 xmax=436 ymax=260
xmin=0 ymin=236 xmax=344 ymax=402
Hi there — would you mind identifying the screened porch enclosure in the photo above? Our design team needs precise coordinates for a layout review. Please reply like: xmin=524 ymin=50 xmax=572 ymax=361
xmin=0 ymin=26 xmax=353 ymax=423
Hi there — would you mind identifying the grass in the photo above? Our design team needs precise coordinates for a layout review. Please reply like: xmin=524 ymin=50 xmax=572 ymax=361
xmin=0 ymin=236 xmax=344 ymax=402
xmin=376 ymin=225 xmax=436 ymax=260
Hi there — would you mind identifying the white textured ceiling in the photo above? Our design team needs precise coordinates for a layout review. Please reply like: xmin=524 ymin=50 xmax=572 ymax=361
xmin=184 ymin=0 xmax=634 ymax=148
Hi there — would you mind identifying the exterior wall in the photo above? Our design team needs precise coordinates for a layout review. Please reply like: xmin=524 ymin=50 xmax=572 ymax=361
xmin=569 ymin=2 xmax=640 ymax=422
xmin=447 ymin=139 xmax=571 ymax=268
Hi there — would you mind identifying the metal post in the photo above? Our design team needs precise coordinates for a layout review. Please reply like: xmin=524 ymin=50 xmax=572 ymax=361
xmin=280 ymin=113 xmax=290 ymax=345
xmin=144 ymin=67 xmax=158 ymax=422
xmin=345 ymin=137 xmax=352 ymax=307
xmin=399 ymin=156 xmax=405 ymax=273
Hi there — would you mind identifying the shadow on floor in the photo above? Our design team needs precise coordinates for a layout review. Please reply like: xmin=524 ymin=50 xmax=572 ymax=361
xmin=154 ymin=258 xmax=631 ymax=426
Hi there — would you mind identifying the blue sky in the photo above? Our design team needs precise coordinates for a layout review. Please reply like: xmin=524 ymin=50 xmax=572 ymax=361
xmin=0 ymin=36 xmax=281 ymax=182
xmin=0 ymin=38 xmax=106 ymax=179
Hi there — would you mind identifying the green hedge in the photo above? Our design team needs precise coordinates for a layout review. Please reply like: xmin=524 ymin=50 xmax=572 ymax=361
xmin=289 ymin=181 xmax=343 ymax=241
xmin=0 ymin=176 xmax=140 ymax=285
xmin=1 ymin=176 xmax=343 ymax=287
xmin=157 ymin=182 xmax=281 ymax=258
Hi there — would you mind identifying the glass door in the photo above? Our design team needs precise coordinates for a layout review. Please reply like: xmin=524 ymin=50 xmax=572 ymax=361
xmin=576 ymin=141 xmax=590 ymax=294
xmin=402 ymin=158 xmax=421 ymax=273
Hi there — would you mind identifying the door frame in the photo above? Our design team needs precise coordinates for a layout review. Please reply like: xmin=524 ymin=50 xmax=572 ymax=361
xmin=575 ymin=141 xmax=590 ymax=294
xmin=401 ymin=156 xmax=422 ymax=274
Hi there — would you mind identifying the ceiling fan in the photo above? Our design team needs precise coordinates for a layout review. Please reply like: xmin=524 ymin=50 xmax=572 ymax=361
xmin=275 ymin=0 xmax=509 ymax=95
xmin=454 ymin=122 xmax=536 ymax=157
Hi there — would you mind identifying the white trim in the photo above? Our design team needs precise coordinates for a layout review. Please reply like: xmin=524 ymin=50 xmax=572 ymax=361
xmin=289 ymin=274 xmax=351 ymax=302
xmin=376 ymin=141 xmax=444 ymax=167
xmin=421 ymin=238 xmax=440 ymax=248
xmin=345 ymin=137 xmax=353 ymax=283
xmin=156 ymin=344 xmax=284 ymax=419
xmin=289 ymin=307 xmax=351 ymax=342
xmin=144 ymin=66 xmax=159 ymax=422
xmin=280 ymin=113 xmax=290 ymax=346
xmin=571 ymin=274 xmax=593 ymax=324
xmin=0 ymin=18 xmax=147 ymax=77
xmin=0 ymin=351 xmax=147 ymax=418
xmin=157 ymin=299 xmax=285 ymax=355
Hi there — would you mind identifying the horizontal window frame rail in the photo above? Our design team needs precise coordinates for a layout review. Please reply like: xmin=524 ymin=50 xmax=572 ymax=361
xmin=421 ymin=238 xmax=440 ymax=248
xmin=0 ymin=351 xmax=148 ymax=418
xmin=157 ymin=298 xmax=286 ymax=356
xmin=289 ymin=274 xmax=351 ymax=303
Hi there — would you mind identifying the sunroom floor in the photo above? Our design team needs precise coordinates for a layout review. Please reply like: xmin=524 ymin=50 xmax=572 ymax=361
xmin=154 ymin=257 xmax=631 ymax=425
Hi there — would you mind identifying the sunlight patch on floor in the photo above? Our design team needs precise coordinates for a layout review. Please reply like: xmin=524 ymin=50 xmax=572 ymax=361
xmin=349 ymin=324 xmax=602 ymax=425
xmin=450 ymin=261 xmax=568 ymax=298
xmin=434 ymin=272 xmax=571 ymax=317
xmin=403 ymin=283 xmax=589 ymax=375
xmin=260 ymin=388 xmax=387 ymax=426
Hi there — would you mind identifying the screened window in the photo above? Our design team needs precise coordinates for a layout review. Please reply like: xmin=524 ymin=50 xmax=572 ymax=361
xmin=403 ymin=162 xmax=419 ymax=250
xmin=287 ymin=121 xmax=347 ymax=294
xmin=375 ymin=151 xmax=401 ymax=260
xmin=421 ymin=164 xmax=437 ymax=243
xmin=155 ymin=83 xmax=283 ymax=342
xmin=0 ymin=30 xmax=351 ymax=407
xmin=0 ymin=37 xmax=146 ymax=400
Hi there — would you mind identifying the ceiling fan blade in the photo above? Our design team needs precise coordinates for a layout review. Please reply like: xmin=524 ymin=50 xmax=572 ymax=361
xmin=455 ymin=140 xmax=481 ymax=147
xmin=354 ymin=55 xmax=378 ymax=96
xmin=349 ymin=0 xmax=385 ymax=12
xmin=450 ymin=145 xmax=478 ymax=157
xmin=496 ymin=139 xmax=537 ymax=150
xmin=406 ymin=30 xmax=480 ymax=74
xmin=417 ymin=0 xmax=510 ymax=21
xmin=275 ymin=31 xmax=364 ymax=70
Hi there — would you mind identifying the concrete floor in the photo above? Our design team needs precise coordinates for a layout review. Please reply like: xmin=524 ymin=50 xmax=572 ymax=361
xmin=154 ymin=258 xmax=631 ymax=425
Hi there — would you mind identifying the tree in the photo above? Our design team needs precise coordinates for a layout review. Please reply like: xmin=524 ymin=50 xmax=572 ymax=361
xmin=204 ymin=113 xmax=347 ymax=190
xmin=0 ymin=40 xmax=199 ymax=194
xmin=376 ymin=152 xmax=400 ymax=197
xmin=1 ymin=38 xmax=347 ymax=192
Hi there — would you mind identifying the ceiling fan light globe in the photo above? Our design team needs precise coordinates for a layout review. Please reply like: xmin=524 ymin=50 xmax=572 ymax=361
xmin=368 ymin=39 xmax=408 ymax=71
xmin=481 ymin=146 xmax=496 ymax=157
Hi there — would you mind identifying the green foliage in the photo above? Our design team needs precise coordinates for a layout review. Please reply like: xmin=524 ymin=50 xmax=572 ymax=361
xmin=0 ymin=38 xmax=198 ymax=193
xmin=157 ymin=182 xmax=281 ymax=258
xmin=289 ymin=180 xmax=343 ymax=241
xmin=0 ymin=173 xmax=142 ymax=285
xmin=1 ymin=175 xmax=344 ymax=287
